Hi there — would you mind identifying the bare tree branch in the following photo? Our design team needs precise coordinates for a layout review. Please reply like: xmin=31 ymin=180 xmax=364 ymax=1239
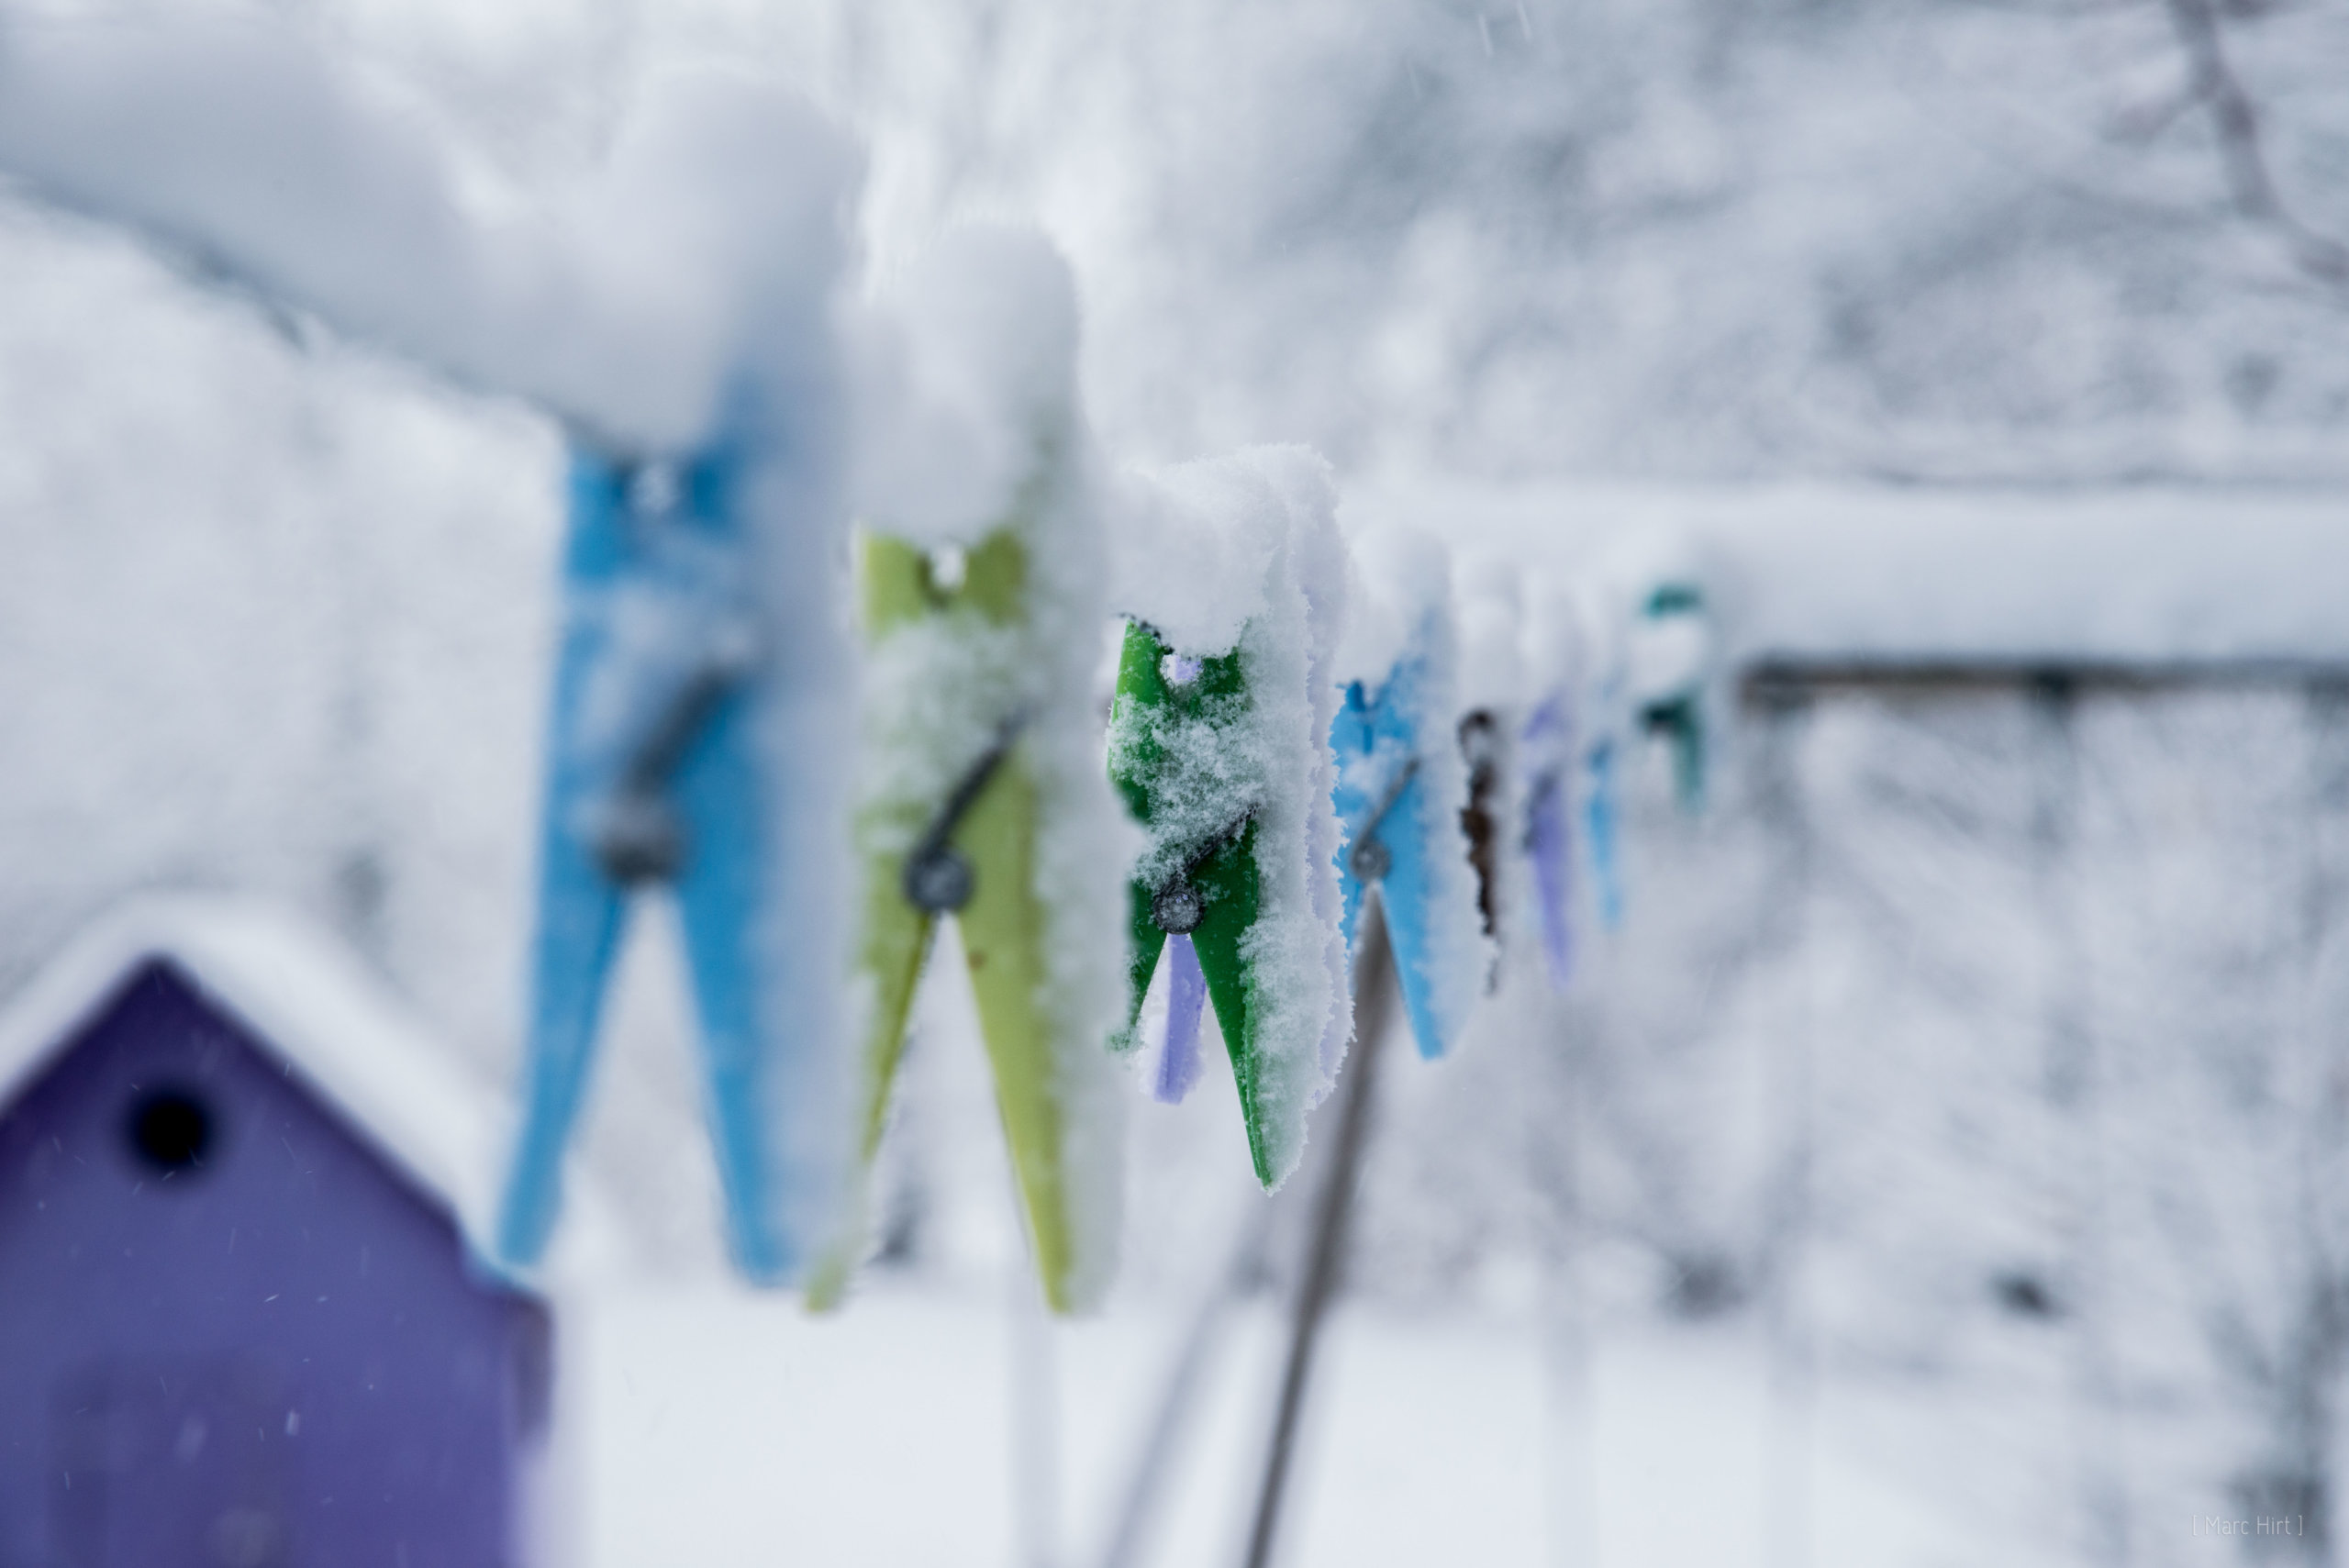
xmin=2161 ymin=0 xmax=2349 ymax=284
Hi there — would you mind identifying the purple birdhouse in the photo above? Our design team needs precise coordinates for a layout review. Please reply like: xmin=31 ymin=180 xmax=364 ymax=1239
xmin=0 ymin=900 xmax=555 ymax=1568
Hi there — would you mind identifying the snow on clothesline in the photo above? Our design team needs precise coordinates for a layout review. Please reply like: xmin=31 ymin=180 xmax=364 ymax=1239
xmin=0 ymin=13 xmax=856 ymax=453
xmin=0 ymin=13 xmax=1718 ymax=1306
xmin=1353 ymin=475 xmax=2349 ymax=670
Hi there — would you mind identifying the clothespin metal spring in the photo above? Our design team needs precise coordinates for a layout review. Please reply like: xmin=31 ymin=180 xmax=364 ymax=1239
xmin=903 ymin=710 xmax=1031 ymax=913
xmin=1346 ymin=755 xmax=1420 ymax=886
xmin=1147 ymin=813 xmax=1256 ymax=935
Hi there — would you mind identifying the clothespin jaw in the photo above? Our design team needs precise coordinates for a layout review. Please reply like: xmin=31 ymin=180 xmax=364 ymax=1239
xmin=1330 ymin=654 xmax=1470 ymax=1062
xmin=1108 ymin=620 xmax=1293 ymax=1185
xmin=501 ymin=439 xmax=794 ymax=1284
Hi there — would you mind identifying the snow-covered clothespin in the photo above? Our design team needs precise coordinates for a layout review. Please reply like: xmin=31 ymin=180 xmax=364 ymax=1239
xmin=1453 ymin=559 xmax=1532 ymax=994
xmin=1628 ymin=575 xmax=1712 ymax=813
xmin=1330 ymin=530 xmax=1492 ymax=1061
xmin=1570 ymin=574 xmax=1632 ymax=935
xmin=816 ymin=230 xmax=1127 ymax=1315
xmin=1586 ymin=719 xmax=1626 ymax=930
xmin=1520 ymin=694 xmax=1575 ymax=984
xmin=1515 ymin=573 xmax=1586 ymax=991
xmin=500 ymin=430 xmax=820 ymax=1282
xmin=1106 ymin=450 xmax=1351 ymax=1190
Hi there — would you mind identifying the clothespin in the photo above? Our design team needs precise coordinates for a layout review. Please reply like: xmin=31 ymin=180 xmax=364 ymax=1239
xmin=1456 ymin=708 xmax=1505 ymax=957
xmin=1110 ymin=631 xmax=1259 ymax=1074
xmin=1104 ymin=450 xmax=1352 ymax=1191
xmin=826 ymin=516 xmax=1111 ymax=1314
xmin=1330 ymin=546 xmax=1491 ymax=1062
xmin=1566 ymin=572 xmax=1633 ymax=936
xmin=1516 ymin=571 xmax=1586 ymax=990
xmin=1452 ymin=558 xmax=1532 ymax=994
xmin=815 ymin=229 xmax=1126 ymax=1315
xmin=1519 ymin=694 xmax=1576 ymax=989
xmin=1629 ymin=578 xmax=1711 ymax=813
xmin=1584 ymin=685 xmax=1627 ymax=933
xmin=1108 ymin=628 xmax=1293 ymax=1185
xmin=499 ymin=436 xmax=799 ymax=1282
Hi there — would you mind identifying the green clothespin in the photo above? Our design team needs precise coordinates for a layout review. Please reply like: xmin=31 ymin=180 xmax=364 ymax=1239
xmin=815 ymin=530 xmax=1060 ymax=1309
xmin=1103 ymin=447 xmax=1351 ymax=1193
xmin=1108 ymin=620 xmax=1292 ymax=1181
xmin=814 ymin=227 xmax=1130 ymax=1316
xmin=1632 ymin=580 xmax=1709 ymax=813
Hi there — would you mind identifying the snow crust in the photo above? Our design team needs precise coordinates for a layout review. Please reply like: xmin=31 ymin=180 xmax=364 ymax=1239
xmin=0 ymin=15 xmax=861 ymax=451
xmin=1106 ymin=446 xmax=1353 ymax=1184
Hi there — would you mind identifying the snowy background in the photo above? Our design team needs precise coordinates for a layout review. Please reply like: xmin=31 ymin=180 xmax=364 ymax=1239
xmin=3 ymin=0 xmax=2349 ymax=1564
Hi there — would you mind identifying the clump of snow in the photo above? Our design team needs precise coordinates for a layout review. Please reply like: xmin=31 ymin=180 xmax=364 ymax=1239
xmin=1520 ymin=567 xmax=1588 ymax=706
xmin=0 ymin=14 xmax=863 ymax=451
xmin=1455 ymin=553 xmax=1529 ymax=718
xmin=1104 ymin=464 xmax=1276 ymax=655
xmin=851 ymin=227 xmax=1082 ymax=550
xmin=1106 ymin=445 xmax=1352 ymax=1185
xmin=850 ymin=227 xmax=1130 ymax=1308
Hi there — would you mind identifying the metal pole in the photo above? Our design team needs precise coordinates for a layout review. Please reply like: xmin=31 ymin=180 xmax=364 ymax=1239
xmin=1537 ymin=976 xmax=1598 ymax=1568
xmin=1241 ymin=892 xmax=1397 ymax=1568
xmin=1097 ymin=1201 xmax=1271 ymax=1568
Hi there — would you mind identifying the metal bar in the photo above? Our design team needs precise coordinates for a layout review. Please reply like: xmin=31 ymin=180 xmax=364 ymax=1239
xmin=1742 ymin=656 xmax=2349 ymax=704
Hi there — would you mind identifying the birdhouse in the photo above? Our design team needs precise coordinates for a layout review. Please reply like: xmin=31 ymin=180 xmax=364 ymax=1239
xmin=0 ymin=898 xmax=556 ymax=1568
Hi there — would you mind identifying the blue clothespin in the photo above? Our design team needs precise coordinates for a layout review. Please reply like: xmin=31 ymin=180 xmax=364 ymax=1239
xmin=497 ymin=437 xmax=789 ymax=1282
xmin=1585 ymin=718 xmax=1626 ymax=933
xmin=1331 ymin=644 xmax=1482 ymax=1062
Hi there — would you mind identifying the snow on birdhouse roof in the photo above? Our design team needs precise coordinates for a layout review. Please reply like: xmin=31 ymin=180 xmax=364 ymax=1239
xmin=0 ymin=894 xmax=614 ymax=1284
xmin=1349 ymin=475 xmax=2349 ymax=671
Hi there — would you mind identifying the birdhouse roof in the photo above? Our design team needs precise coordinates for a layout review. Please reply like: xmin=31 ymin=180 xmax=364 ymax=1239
xmin=0 ymin=894 xmax=608 ymax=1282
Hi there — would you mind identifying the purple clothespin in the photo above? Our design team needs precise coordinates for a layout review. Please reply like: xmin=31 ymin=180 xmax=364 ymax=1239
xmin=1522 ymin=696 xmax=1575 ymax=992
